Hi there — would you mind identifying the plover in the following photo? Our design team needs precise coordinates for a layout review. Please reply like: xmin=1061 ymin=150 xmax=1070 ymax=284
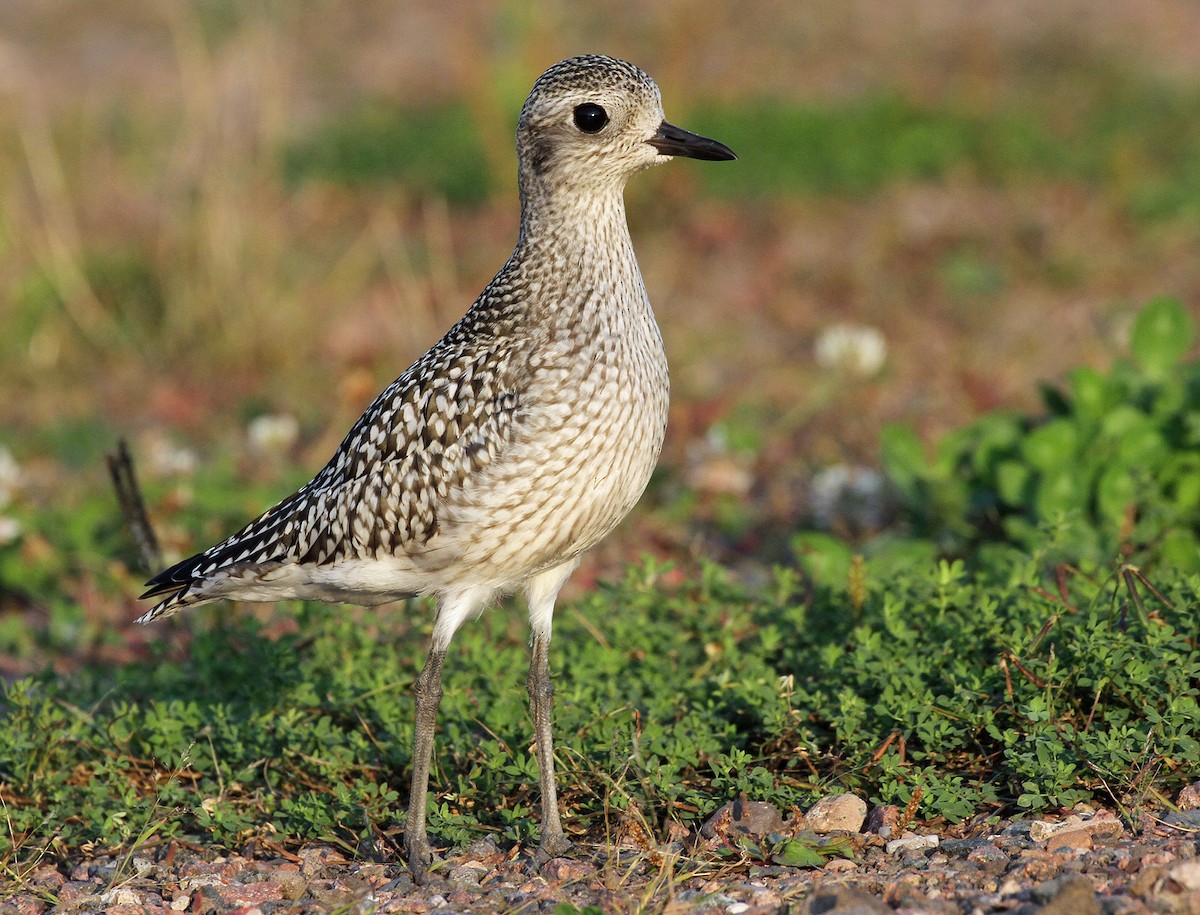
xmin=139 ymin=54 xmax=735 ymax=880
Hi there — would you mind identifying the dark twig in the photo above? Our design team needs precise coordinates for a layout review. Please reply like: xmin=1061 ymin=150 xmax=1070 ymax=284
xmin=106 ymin=438 xmax=162 ymax=572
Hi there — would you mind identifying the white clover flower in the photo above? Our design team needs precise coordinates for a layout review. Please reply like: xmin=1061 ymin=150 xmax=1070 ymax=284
xmin=140 ymin=432 xmax=198 ymax=478
xmin=247 ymin=413 xmax=300 ymax=457
xmin=814 ymin=323 xmax=887 ymax=378
xmin=0 ymin=446 xmax=20 ymax=510
xmin=0 ymin=516 xmax=20 ymax=545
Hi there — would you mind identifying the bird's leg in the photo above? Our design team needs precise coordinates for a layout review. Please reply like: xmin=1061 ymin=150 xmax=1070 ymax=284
xmin=528 ymin=630 xmax=572 ymax=866
xmin=405 ymin=645 xmax=446 ymax=884
xmin=521 ymin=561 xmax=577 ymax=868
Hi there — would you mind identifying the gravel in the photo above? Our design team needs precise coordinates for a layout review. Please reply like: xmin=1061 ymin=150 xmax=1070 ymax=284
xmin=5 ymin=800 xmax=1200 ymax=914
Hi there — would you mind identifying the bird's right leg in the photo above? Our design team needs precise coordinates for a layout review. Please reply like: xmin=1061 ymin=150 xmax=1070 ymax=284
xmin=404 ymin=588 xmax=489 ymax=883
xmin=405 ymin=644 xmax=445 ymax=884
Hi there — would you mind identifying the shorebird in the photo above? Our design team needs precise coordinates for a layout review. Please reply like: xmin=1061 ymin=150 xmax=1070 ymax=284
xmin=139 ymin=54 xmax=735 ymax=881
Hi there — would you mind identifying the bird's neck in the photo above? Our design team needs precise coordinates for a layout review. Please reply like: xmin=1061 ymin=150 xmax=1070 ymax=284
xmin=514 ymin=181 xmax=640 ymax=286
xmin=475 ymin=176 xmax=654 ymax=334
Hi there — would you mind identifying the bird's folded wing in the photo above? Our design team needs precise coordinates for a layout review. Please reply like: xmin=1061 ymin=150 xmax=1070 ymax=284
xmin=142 ymin=332 xmax=527 ymax=607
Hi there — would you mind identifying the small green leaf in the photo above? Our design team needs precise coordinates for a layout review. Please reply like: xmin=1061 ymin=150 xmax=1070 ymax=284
xmin=1068 ymin=366 xmax=1117 ymax=421
xmin=881 ymin=423 xmax=929 ymax=496
xmin=772 ymin=838 xmax=827 ymax=868
xmin=1021 ymin=419 xmax=1078 ymax=472
xmin=995 ymin=459 xmax=1031 ymax=507
xmin=1095 ymin=466 xmax=1137 ymax=527
xmin=1130 ymin=297 xmax=1193 ymax=377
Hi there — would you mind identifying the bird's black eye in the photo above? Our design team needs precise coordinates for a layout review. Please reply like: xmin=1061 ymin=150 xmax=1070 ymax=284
xmin=573 ymin=103 xmax=609 ymax=133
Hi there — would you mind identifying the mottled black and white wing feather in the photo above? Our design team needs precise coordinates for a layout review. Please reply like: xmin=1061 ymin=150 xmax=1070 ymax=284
xmin=139 ymin=318 xmax=524 ymax=622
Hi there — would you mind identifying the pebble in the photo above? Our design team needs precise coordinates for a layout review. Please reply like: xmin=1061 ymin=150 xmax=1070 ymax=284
xmin=1170 ymin=859 xmax=1200 ymax=891
xmin=800 ymin=886 xmax=889 ymax=914
xmin=223 ymin=881 xmax=285 ymax=907
xmin=540 ymin=857 xmax=598 ymax=882
xmin=1037 ymin=875 xmax=1100 ymax=915
xmin=1177 ymin=780 xmax=1200 ymax=810
xmin=824 ymin=858 xmax=859 ymax=873
xmin=1163 ymin=810 xmax=1200 ymax=829
xmin=865 ymin=804 xmax=900 ymax=837
xmin=966 ymin=844 xmax=1011 ymax=876
xmin=941 ymin=837 xmax=993 ymax=856
xmin=100 ymin=887 xmax=142 ymax=906
xmin=1044 ymin=828 xmax=1095 ymax=852
xmin=448 ymin=862 xmax=488 ymax=886
xmin=886 ymin=835 xmax=939 ymax=855
xmin=180 ymin=873 xmax=225 ymax=891
xmin=805 ymin=793 xmax=868 ymax=834
xmin=701 ymin=796 xmax=786 ymax=838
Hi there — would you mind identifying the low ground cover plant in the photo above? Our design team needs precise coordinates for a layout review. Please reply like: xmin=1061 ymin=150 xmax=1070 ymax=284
xmin=2 ymin=300 xmax=1198 ymax=874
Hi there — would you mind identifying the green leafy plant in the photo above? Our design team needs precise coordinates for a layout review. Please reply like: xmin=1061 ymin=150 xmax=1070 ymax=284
xmin=4 ymin=302 xmax=1200 ymax=877
xmin=882 ymin=298 xmax=1200 ymax=569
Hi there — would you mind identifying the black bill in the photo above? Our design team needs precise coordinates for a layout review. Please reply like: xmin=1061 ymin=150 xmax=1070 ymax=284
xmin=647 ymin=121 xmax=737 ymax=161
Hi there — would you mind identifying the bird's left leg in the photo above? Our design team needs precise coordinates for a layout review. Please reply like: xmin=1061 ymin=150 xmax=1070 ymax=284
xmin=524 ymin=559 xmax=580 ymax=867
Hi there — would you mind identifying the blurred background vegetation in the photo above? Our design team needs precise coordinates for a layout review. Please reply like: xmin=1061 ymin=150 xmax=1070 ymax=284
xmin=2 ymin=0 xmax=1200 ymax=661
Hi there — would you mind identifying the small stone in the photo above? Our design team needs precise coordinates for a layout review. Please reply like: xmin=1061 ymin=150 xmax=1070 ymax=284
xmin=865 ymin=805 xmax=901 ymax=837
xmin=1164 ymin=810 xmax=1200 ymax=829
xmin=701 ymin=795 xmax=786 ymax=839
xmin=966 ymin=844 xmax=1010 ymax=876
xmin=941 ymin=837 xmax=992 ymax=856
xmin=85 ymin=864 xmax=117 ymax=882
xmin=428 ymin=894 xmax=448 ymax=907
xmin=171 ymin=896 xmax=191 ymax=912
xmin=885 ymin=835 xmax=939 ymax=855
xmin=824 ymin=858 xmax=859 ymax=873
xmin=463 ymin=837 xmax=501 ymax=860
xmin=100 ymin=887 xmax=143 ymax=906
xmin=801 ymin=885 xmax=890 ymax=914
xmin=805 ymin=793 xmax=868 ymax=834
xmin=540 ymin=857 xmax=597 ymax=882
xmin=1037 ymin=875 xmax=1099 ymax=915
xmin=1170 ymin=859 xmax=1200 ymax=891
xmin=727 ymin=904 xmax=751 ymax=914
xmin=1178 ymin=780 xmax=1200 ymax=810
xmin=57 ymin=881 xmax=99 ymax=902
xmin=224 ymin=881 xmax=284 ymax=907
xmin=1030 ymin=816 xmax=1084 ymax=843
xmin=271 ymin=870 xmax=309 ymax=901
xmin=448 ymin=862 xmax=488 ymax=886
xmin=1045 ymin=828 xmax=1094 ymax=852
